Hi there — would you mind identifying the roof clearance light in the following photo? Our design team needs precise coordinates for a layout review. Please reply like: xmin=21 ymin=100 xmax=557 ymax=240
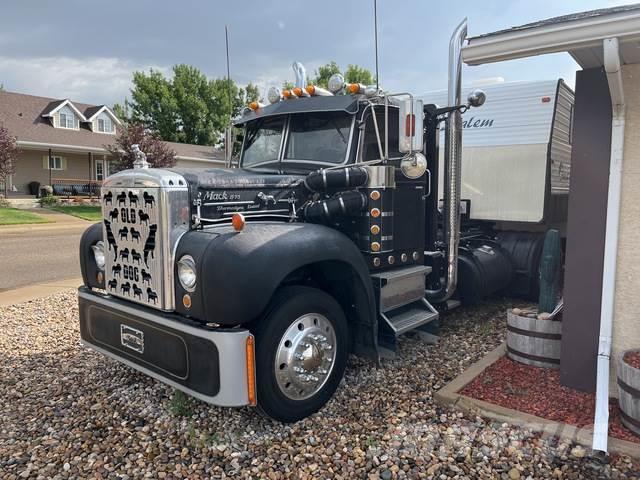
xmin=328 ymin=73 xmax=345 ymax=94
xmin=306 ymin=85 xmax=333 ymax=96
xmin=292 ymin=87 xmax=305 ymax=97
xmin=346 ymin=83 xmax=365 ymax=95
xmin=282 ymin=89 xmax=293 ymax=99
xmin=248 ymin=101 xmax=262 ymax=110
xmin=267 ymin=86 xmax=282 ymax=104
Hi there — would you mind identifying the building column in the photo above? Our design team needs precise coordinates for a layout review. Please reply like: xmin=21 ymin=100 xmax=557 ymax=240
xmin=560 ymin=67 xmax=612 ymax=392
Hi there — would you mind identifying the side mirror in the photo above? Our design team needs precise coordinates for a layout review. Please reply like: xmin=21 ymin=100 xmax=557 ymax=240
xmin=467 ymin=89 xmax=486 ymax=108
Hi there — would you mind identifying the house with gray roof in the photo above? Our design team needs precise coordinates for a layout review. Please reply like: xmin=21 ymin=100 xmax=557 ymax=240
xmin=0 ymin=90 xmax=225 ymax=196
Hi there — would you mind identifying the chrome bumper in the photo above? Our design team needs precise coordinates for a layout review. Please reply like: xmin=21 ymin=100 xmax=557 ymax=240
xmin=78 ymin=287 xmax=253 ymax=407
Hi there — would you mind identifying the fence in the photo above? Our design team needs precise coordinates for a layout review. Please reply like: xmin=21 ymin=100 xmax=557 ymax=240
xmin=51 ymin=178 xmax=102 ymax=198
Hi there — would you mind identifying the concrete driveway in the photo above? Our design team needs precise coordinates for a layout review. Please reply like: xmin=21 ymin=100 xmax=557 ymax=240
xmin=0 ymin=210 xmax=94 ymax=291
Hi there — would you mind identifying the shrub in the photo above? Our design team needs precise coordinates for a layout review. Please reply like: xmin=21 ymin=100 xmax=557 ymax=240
xmin=40 ymin=195 xmax=59 ymax=207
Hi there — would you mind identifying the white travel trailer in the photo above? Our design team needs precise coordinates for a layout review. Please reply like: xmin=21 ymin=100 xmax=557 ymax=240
xmin=420 ymin=79 xmax=575 ymax=231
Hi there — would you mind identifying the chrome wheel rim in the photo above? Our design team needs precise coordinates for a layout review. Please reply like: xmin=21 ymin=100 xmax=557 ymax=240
xmin=274 ymin=313 xmax=337 ymax=400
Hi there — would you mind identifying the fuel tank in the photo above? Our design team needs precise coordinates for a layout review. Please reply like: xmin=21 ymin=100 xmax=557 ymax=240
xmin=457 ymin=238 xmax=514 ymax=305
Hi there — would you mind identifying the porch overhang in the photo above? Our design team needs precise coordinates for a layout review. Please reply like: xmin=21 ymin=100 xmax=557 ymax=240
xmin=462 ymin=4 xmax=640 ymax=68
xmin=16 ymin=140 xmax=109 ymax=156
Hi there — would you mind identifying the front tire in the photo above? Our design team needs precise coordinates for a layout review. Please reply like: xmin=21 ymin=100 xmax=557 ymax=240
xmin=252 ymin=286 xmax=349 ymax=422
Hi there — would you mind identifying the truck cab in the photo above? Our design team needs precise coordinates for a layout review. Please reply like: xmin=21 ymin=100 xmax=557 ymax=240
xmin=77 ymin=22 xmax=504 ymax=422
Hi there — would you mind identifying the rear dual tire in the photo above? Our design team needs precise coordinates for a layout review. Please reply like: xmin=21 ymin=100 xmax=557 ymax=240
xmin=251 ymin=286 xmax=348 ymax=423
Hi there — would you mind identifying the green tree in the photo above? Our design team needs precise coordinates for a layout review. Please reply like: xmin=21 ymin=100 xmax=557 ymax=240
xmin=126 ymin=65 xmax=256 ymax=146
xmin=130 ymin=69 xmax=179 ymax=142
xmin=310 ymin=62 xmax=375 ymax=88
xmin=112 ymin=100 xmax=131 ymax=124
xmin=311 ymin=61 xmax=341 ymax=88
xmin=172 ymin=64 xmax=215 ymax=145
xmin=344 ymin=64 xmax=376 ymax=85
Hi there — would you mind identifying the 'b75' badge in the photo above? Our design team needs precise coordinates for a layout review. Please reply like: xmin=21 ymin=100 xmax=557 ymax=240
xmin=120 ymin=324 xmax=144 ymax=354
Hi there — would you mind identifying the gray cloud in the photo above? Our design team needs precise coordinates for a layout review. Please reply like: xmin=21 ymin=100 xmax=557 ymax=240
xmin=0 ymin=0 xmax=630 ymax=105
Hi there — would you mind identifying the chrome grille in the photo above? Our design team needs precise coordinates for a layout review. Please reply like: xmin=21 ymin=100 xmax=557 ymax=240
xmin=101 ymin=169 xmax=189 ymax=311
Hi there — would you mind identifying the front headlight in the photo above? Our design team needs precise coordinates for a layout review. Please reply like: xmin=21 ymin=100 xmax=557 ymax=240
xmin=177 ymin=255 xmax=197 ymax=291
xmin=91 ymin=241 xmax=106 ymax=270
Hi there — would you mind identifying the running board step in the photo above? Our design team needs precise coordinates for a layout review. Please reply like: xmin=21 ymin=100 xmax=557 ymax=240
xmin=380 ymin=298 xmax=439 ymax=336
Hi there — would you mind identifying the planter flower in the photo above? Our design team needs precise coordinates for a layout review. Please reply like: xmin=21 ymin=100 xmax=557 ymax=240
xmin=618 ymin=348 xmax=640 ymax=436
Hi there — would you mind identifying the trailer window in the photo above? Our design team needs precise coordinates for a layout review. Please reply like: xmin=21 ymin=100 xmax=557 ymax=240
xmin=284 ymin=112 xmax=352 ymax=165
xmin=242 ymin=117 xmax=285 ymax=167
xmin=362 ymin=109 xmax=402 ymax=161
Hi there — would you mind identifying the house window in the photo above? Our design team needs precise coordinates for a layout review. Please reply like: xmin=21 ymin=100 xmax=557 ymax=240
xmin=48 ymin=156 xmax=64 ymax=170
xmin=97 ymin=116 xmax=113 ymax=133
xmin=58 ymin=106 xmax=76 ymax=129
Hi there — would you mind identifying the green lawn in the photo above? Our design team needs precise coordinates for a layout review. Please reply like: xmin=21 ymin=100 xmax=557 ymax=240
xmin=49 ymin=205 xmax=102 ymax=222
xmin=0 ymin=208 xmax=50 ymax=225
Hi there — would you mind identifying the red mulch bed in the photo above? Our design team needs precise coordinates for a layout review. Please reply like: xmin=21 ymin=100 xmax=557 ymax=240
xmin=624 ymin=351 xmax=640 ymax=369
xmin=460 ymin=356 xmax=640 ymax=444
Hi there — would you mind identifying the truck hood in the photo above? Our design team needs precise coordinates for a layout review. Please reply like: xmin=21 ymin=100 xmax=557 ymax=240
xmin=170 ymin=168 xmax=307 ymax=224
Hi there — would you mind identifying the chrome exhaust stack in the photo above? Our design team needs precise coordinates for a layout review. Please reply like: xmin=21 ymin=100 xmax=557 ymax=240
xmin=426 ymin=18 xmax=467 ymax=303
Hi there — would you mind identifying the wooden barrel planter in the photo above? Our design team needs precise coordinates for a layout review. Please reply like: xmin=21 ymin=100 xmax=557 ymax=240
xmin=506 ymin=309 xmax=562 ymax=368
xmin=617 ymin=349 xmax=640 ymax=436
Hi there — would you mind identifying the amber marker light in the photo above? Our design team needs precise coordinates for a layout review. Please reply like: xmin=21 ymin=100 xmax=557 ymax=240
xmin=292 ymin=87 xmax=304 ymax=97
xmin=370 ymin=224 xmax=380 ymax=235
xmin=231 ymin=213 xmax=246 ymax=232
xmin=248 ymin=101 xmax=260 ymax=110
xmin=305 ymin=85 xmax=316 ymax=95
xmin=371 ymin=242 xmax=381 ymax=252
xmin=346 ymin=83 xmax=363 ymax=94
xmin=246 ymin=335 xmax=257 ymax=406
xmin=96 ymin=271 xmax=103 ymax=284
xmin=282 ymin=89 xmax=293 ymax=99
xmin=370 ymin=208 xmax=381 ymax=218
xmin=182 ymin=293 xmax=192 ymax=309
xmin=370 ymin=190 xmax=381 ymax=201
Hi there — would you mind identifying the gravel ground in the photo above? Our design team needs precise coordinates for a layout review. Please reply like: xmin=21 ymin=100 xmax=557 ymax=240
xmin=1 ymin=291 xmax=638 ymax=479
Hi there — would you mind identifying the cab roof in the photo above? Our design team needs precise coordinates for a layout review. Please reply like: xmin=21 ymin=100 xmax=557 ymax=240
xmin=234 ymin=94 xmax=360 ymax=125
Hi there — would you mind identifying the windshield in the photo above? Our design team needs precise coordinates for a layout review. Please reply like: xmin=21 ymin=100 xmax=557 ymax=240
xmin=285 ymin=112 xmax=352 ymax=164
xmin=242 ymin=117 xmax=285 ymax=168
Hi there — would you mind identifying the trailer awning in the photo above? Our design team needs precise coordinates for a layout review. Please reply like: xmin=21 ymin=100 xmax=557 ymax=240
xmin=462 ymin=4 xmax=640 ymax=68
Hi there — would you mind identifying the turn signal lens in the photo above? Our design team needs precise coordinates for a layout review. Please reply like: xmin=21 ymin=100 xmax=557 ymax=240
xmin=246 ymin=335 xmax=257 ymax=406
xmin=232 ymin=212 xmax=246 ymax=232
xmin=182 ymin=293 xmax=192 ymax=309
xmin=347 ymin=83 xmax=363 ymax=94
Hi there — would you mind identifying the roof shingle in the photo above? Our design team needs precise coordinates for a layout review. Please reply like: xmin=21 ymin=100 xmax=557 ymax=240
xmin=0 ymin=90 xmax=223 ymax=162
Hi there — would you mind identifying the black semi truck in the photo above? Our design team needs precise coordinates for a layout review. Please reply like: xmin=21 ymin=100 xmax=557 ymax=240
xmin=78 ymin=21 xmax=536 ymax=422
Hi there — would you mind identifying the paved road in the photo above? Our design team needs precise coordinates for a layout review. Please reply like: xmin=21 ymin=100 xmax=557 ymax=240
xmin=0 ymin=223 xmax=89 ymax=291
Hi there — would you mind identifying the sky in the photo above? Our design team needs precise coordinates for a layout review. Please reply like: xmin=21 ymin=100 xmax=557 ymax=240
xmin=0 ymin=0 xmax=632 ymax=107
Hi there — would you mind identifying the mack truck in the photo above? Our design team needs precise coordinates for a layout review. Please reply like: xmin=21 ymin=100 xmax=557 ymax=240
xmin=78 ymin=21 xmax=536 ymax=422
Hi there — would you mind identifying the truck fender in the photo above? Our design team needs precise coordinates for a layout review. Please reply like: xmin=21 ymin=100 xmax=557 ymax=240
xmin=174 ymin=223 xmax=378 ymax=359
